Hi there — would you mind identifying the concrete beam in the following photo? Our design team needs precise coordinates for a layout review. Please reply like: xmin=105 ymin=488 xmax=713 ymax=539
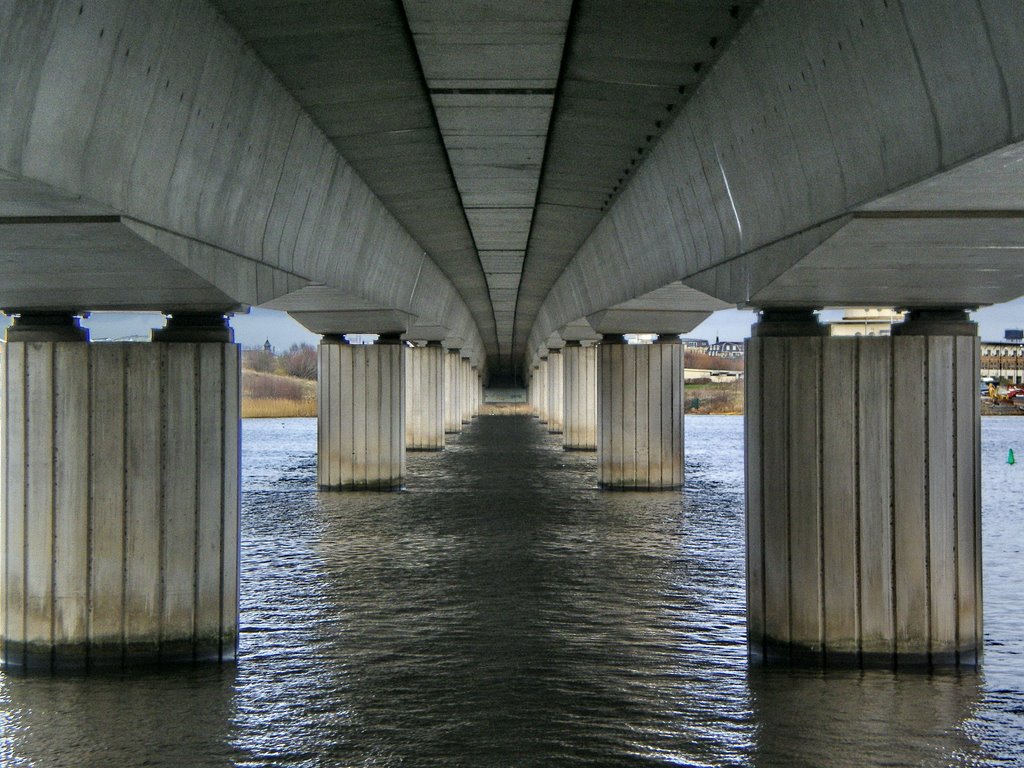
xmin=586 ymin=282 xmax=728 ymax=335
xmin=0 ymin=218 xmax=242 ymax=313
xmin=529 ymin=1 xmax=1024 ymax=362
xmin=0 ymin=0 xmax=486 ymax=359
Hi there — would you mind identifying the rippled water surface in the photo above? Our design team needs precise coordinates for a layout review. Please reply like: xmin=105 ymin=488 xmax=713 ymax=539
xmin=1 ymin=415 xmax=1023 ymax=766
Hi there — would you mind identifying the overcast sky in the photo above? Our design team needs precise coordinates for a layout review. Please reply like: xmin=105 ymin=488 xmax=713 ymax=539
xmin=2 ymin=298 xmax=1024 ymax=349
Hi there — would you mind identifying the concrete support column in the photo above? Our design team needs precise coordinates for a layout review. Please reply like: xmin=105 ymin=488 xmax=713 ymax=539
xmin=537 ymin=357 xmax=549 ymax=424
xmin=563 ymin=341 xmax=597 ymax=450
xmin=444 ymin=349 xmax=462 ymax=434
xmin=1 ymin=313 xmax=240 ymax=671
xmin=546 ymin=349 xmax=564 ymax=434
xmin=746 ymin=309 xmax=981 ymax=666
xmin=528 ymin=365 xmax=540 ymax=417
xmin=470 ymin=366 xmax=480 ymax=418
xmin=460 ymin=357 xmax=472 ymax=423
xmin=318 ymin=334 xmax=405 ymax=490
xmin=405 ymin=342 xmax=444 ymax=451
xmin=597 ymin=335 xmax=683 ymax=489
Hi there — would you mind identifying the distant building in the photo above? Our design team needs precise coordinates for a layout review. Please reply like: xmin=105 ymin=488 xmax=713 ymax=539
xmin=263 ymin=339 xmax=273 ymax=353
xmin=708 ymin=341 xmax=744 ymax=359
xmin=679 ymin=338 xmax=709 ymax=351
xmin=829 ymin=308 xmax=906 ymax=337
xmin=981 ymin=330 xmax=1024 ymax=384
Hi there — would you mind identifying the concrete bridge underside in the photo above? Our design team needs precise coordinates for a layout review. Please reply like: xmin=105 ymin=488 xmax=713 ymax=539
xmin=1 ymin=0 xmax=1023 ymax=670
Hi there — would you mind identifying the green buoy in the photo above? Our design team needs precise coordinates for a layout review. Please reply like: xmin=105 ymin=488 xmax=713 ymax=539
xmin=1009 ymin=448 xmax=1016 ymax=465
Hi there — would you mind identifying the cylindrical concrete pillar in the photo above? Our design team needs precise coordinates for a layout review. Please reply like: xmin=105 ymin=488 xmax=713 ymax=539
xmin=597 ymin=335 xmax=683 ymax=489
xmin=537 ymin=357 xmax=549 ymax=424
xmin=318 ymin=335 xmax=405 ymax=490
xmin=746 ymin=310 xmax=981 ymax=666
xmin=444 ymin=349 xmax=462 ymax=434
xmin=0 ymin=314 xmax=240 ymax=671
xmin=405 ymin=342 xmax=445 ymax=451
xmin=546 ymin=349 xmax=564 ymax=434
xmin=563 ymin=341 xmax=597 ymax=450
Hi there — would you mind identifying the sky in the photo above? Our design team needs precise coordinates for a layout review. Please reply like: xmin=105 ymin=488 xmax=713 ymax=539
xmin=2 ymin=298 xmax=1024 ymax=348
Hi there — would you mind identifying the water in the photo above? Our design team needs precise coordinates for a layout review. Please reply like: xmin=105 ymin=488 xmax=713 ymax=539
xmin=1 ymin=415 xmax=1022 ymax=767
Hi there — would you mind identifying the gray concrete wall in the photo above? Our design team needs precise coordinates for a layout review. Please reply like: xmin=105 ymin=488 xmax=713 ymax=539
xmin=526 ymin=0 xmax=1024 ymax=359
xmin=597 ymin=339 xmax=683 ymax=490
xmin=1 ymin=341 xmax=239 ymax=670
xmin=406 ymin=344 xmax=444 ymax=451
xmin=563 ymin=343 xmax=597 ymax=450
xmin=746 ymin=330 xmax=981 ymax=665
xmin=318 ymin=341 xmax=405 ymax=490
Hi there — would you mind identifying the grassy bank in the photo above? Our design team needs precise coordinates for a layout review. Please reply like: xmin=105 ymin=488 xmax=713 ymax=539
xmin=684 ymin=381 xmax=744 ymax=415
xmin=242 ymin=370 xmax=316 ymax=418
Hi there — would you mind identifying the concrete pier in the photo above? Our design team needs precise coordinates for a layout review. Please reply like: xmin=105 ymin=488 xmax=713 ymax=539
xmin=471 ymin=366 xmax=481 ymax=418
xmin=597 ymin=335 xmax=683 ymax=489
xmin=546 ymin=349 xmax=564 ymax=434
xmin=563 ymin=341 xmax=597 ymax=450
xmin=318 ymin=335 xmax=405 ymax=490
xmin=444 ymin=349 xmax=463 ymax=435
xmin=537 ymin=357 xmax=549 ymax=424
xmin=406 ymin=342 xmax=445 ymax=451
xmin=0 ymin=314 xmax=239 ymax=670
xmin=460 ymin=357 xmax=473 ymax=423
xmin=745 ymin=310 xmax=981 ymax=666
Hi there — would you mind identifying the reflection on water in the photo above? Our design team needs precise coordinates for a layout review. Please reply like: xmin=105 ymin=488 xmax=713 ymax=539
xmin=0 ymin=415 xmax=1022 ymax=766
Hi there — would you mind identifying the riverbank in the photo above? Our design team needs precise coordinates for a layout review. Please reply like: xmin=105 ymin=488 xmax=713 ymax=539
xmin=242 ymin=370 xmax=316 ymax=418
xmin=239 ymin=376 xmax=746 ymax=418
xmin=684 ymin=380 xmax=743 ymax=415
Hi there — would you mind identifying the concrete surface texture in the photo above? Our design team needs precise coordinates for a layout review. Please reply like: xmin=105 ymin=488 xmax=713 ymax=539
xmin=562 ymin=342 xmax=597 ymax=451
xmin=746 ymin=314 xmax=981 ymax=665
xmin=0 ymin=340 xmax=240 ymax=670
xmin=406 ymin=343 xmax=445 ymax=451
xmin=444 ymin=349 xmax=463 ymax=434
xmin=545 ymin=349 xmax=564 ymax=434
xmin=597 ymin=337 xmax=684 ymax=490
xmin=5 ymin=2 xmax=1023 ymax=377
xmin=317 ymin=340 xmax=406 ymax=490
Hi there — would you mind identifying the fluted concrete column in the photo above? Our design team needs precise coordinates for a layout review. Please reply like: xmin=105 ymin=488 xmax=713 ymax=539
xmin=746 ymin=310 xmax=981 ymax=666
xmin=537 ymin=357 xmax=549 ymax=424
xmin=546 ymin=349 xmax=564 ymax=434
xmin=597 ymin=335 xmax=683 ymax=489
xmin=460 ymin=357 xmax=472 ymax=423
xmin=532 ymin=364 xmax=540 ymax=417
xmin=444 ymin=349 xmax=462 ymax=434
xmin=318 ymin=335 xmax=405 ymax=490
xmin=470 ymin=366 xmax=480 ymax=417
xmin=1 ymin=313 xmax=239 ymax=671
xmin=405 ymin=342 xmax=444 ymax=451
xmin=563 ymin=341 xmax=597 ymax=450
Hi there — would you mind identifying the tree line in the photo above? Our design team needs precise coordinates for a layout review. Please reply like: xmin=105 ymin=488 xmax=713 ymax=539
xmin=242 ymin=343 xmax=317 ymax=380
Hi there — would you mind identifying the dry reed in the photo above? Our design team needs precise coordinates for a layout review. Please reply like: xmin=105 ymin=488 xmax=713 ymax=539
xmin=242 ymin=397 xmax=317 ymax=418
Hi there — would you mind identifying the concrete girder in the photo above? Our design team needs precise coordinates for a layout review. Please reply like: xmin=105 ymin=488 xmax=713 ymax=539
xmin=403 ymin=323 xmax=451 ymax=343
xmin=585 ymin=282 xmax=729 ymax=336
xmin=0 ymin=0 xmax=486 ymax=360
xmin=0 ymin=218 xmax=241 ymax=314
xmin=558 ymin=318 xmax=603 ymax=344
xmin=262 ymin=285 xmax=416 ymax=336
xmin=528 ymin=0 xmax=1024 ymax=364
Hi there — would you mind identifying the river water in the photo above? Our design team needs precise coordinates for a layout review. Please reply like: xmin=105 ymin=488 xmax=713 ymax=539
xmin=0 ymin=415 xmax=1022 ymax=767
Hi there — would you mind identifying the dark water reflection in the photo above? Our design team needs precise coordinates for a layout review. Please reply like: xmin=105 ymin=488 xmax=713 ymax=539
xmin=1 ymin=415 xmax=1022 ymax=766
